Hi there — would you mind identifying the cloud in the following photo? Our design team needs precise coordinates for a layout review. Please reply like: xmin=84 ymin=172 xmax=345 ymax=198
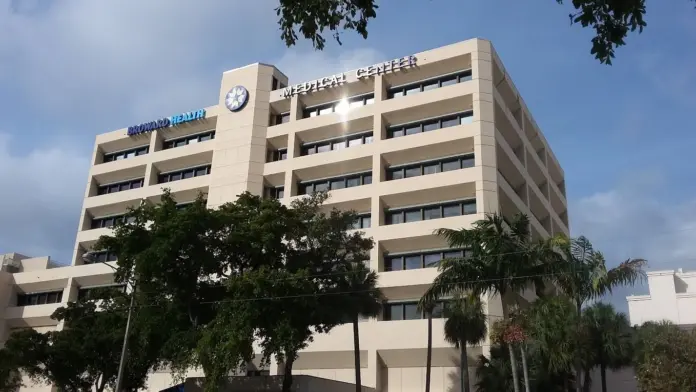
xmin=0 ymin=0 xmax=385 ymax=266
xmin=0 ymin=133 xmax=89 ymax=263
xmin=0 ymin=0 xmax=279 ymax=127
xmin=570 ymin=170 xmax=696 ymax=310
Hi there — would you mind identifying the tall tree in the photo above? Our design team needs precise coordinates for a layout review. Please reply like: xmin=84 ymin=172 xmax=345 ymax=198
xmin=1 ymin=291 xmax=161 ymax=392
xmin=580 ymin=303 xmax=633 ymax=392
xmin=274 ymin=0 xmax=687 ymax=64
xmin=0 ymin=348 xmax=21 ymax=392
xmin=418 ymin=299 xmax=436 ymax=392
xmin=551 ymin=235 xmax=645 ymax=391
xmin=198 ymin=192 xmax=374 ymax=392
xmin=443 ymin=292 xmax=488 ymax=392
xmin=96 ymin=190 xmax=228 ymax=377
xmin=333 ymin=260 xmax=383 ymax=392
xmin=421 ymin=213 xmax=557 ymax=392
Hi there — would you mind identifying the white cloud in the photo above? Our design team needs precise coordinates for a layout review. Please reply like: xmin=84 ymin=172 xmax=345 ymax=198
xmin=0 ymin=0 xmax=279 ymax=125
xmin=0 ymin=133 xmax=89 ymax=262
xmin=0 ymin=0 xmax=385 ymax=266
xmin=570 ymin=171 xmax=696 ymax=308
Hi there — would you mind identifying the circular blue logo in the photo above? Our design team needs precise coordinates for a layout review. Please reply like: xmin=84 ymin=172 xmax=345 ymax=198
xmin=225 ymin=86 xmax=249 ymax=112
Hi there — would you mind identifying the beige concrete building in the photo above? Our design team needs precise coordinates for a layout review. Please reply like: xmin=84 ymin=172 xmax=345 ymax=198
xmin=1 ymin=38 xmax=568 ymax=392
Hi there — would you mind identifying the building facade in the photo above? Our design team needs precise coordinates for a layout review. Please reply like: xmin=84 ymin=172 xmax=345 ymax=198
xmin=627 ymin=268 xmax=696 ymax=327
xmin=2 ymin=38 xmax=567 ymax=392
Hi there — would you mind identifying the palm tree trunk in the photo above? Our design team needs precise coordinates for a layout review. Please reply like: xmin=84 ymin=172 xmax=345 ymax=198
xmin=575 ymin=299 xmax=583 ymax=392
xmin=352 ymin=315 xmax=362 ymax=392
xmin=600 ymin=363 xmax=607 ymax=392
xmin=508 ymin=343 xmax=521 ymax=392
xmin=425 ymin=311 xmax=433 ymax=392
xmin=502 ymin=300 xmax=521 ymax=392
xmin=460 ymin=342 xmax=470 ymax=392
xmin=520 ymin=344 xmax=531 ymax=392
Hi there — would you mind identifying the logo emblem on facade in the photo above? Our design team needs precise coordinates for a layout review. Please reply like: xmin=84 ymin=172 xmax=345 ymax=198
xmin=225 ymin=86 xmax=249 ymax=112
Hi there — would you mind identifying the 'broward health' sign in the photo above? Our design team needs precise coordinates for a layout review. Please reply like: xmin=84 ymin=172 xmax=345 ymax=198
xmin=127 ymin=109 xmax=206 ymax=136
xmin=281 ymin=55 xmax=417 ymax=98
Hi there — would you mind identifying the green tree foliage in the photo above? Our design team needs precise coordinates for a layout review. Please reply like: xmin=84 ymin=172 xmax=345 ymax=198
xmin=0 ymin=348 xmax=21 ymax=392
xmin=97 ymin=190 xmax=375 ymax=392
xmin=332 ymin=260 xmax=383 ymax=392
xmin=421 ymin=213 xmax=557 ymax=392
xmin=0 ymin=290 xmax=161 ymax=392
xmin=580 ymin=303 xmax=633 ymax=392
xmin=443 ymin=291 xmax=488 ymax=392
xmin=550 ymin=235 xmax=645 ymax=391
xmin=275 ymin=0 xmax=695 ymax=64
xmin=633 ymin=321 xmax=696 ymax=392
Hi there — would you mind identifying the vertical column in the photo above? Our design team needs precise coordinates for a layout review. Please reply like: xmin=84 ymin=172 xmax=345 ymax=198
xmin=283 ymin=170 xmax=297 ymax=198
xmin=150 ymin=129 xmax=162 ymax=153
xmin=374 ymin=74 xmax=386 ymax=102
xmin=373 ymin=113 xmax=385 ymax=141
xmin=290 ymin=95 xmax=301 ymax=121
xmin=208 ymin=64 xmax=275 ymax=208
xmin=363 ymin=349 xmax=382 ymax=391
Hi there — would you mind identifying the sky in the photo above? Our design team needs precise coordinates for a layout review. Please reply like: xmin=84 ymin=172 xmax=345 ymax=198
xmin=1 ymin=0 xmax=695 ymax=312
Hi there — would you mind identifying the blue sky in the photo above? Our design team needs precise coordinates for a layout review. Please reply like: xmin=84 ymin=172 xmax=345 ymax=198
xmin=1 ymin=0 xmax=695 ymax=311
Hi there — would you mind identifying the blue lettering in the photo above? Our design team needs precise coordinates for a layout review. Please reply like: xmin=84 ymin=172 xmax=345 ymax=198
xmin=196 ymin=109 xmax=205 ymax=119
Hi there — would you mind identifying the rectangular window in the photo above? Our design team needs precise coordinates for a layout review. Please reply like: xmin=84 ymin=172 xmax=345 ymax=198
xmin=385 ymin=199 xmax=476 ymax=225
xmin=302 ymin=94 xmax=375 ymax=119
xmin=386 ymin=154 xmax=474 ymax=181
xmin=385 ymin=249 xmax=468 ymax=272
xmin=386 ymin=111 xmax=474 ymax=139
xmin=158 ymin=165 xmax=211 ymax=184
xmin=17 ymin=290 xmax=64 ymax=307
xmin=387 ymin=69 xmax=473 ymax=99
xmin=298 ymin=172 xmax=371 ymax=195
xmin=103 ymin=146 xmax=149 ymax=163
xmin=268 ymin=148 xmax=288 ymax=162
xmin=352 ymin=214 xmax=371 ymax=229
xmin=162 ymin=131 xmax=216 ymax=150
xmin=96 ymin=178 xmax=144 ymax=195
xmin=300 ymin=131 xmax=373 ymax=156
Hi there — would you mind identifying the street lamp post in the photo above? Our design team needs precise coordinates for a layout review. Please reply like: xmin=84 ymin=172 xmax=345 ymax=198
xmin=82 ymin=252 xmax=134 ymax=392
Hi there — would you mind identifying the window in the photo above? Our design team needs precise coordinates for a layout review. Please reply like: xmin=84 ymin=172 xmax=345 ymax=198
xmin=16 ymin=290 xmax=64 ymax=307
xmin=351 ymin=214 xmax=372 ymax=229
xmin=300 ymin=131 xmax=373 ymax=156
xmin=385 ymin=199 xmax=477 ymax=225
xmin=103 ymin=146 xmax=149 ymax=163
xmin=387 ymin=70 xmax=472 ymax=99
xmin=77 ymin=285 xmax=127 ymax=301
xmin=302 ymin=94 xmax=375 ymax=118
xmin=158 ymin=165 xmax=211 ymax=184
xmin=272 ymin=77 xmax=279 ymax=90
xmin=385 ymin=249 xmax=470 ymax=271
xmin=266 ymin=186 xmax=285 ymax=200
xmin=96 ymin=178 xmax=144 ymax=195
xmin=268 ymin=148 xmax=288 ymax=162
xmin=162 ymin=131 xmax=216 ymax=149
xmin=386 ymin=154 xmax=475 ymax=180
xmin=91 ymin=214 xmax=136 ymax=229
xmin=383 ymin=301 xmax=450 ymax=320
xmin=298 ymin=172 xmax=372 ymax=195
xmin=387 ymin=112 xmax=474 ymax=139
xmin=84 ymin=250 xmax=118 ymax=264
xmin=271 ymin=112 xmax=291 ymax=126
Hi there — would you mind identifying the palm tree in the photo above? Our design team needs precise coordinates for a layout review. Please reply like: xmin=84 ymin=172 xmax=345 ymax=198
xmin=418 ymin=299 xmax=436 ymax=392
xmin=336 ymin=261 xmax=383 ymax=392
xmin=551 ymin=235 xmax=646 ymax=392
xmin=421 ymin=213 xmax=557 ymax=392
xmin=581 ymin=303 xmax=633 ymax=392
xmin=443 ymin=291 xmax=488 ymax=392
